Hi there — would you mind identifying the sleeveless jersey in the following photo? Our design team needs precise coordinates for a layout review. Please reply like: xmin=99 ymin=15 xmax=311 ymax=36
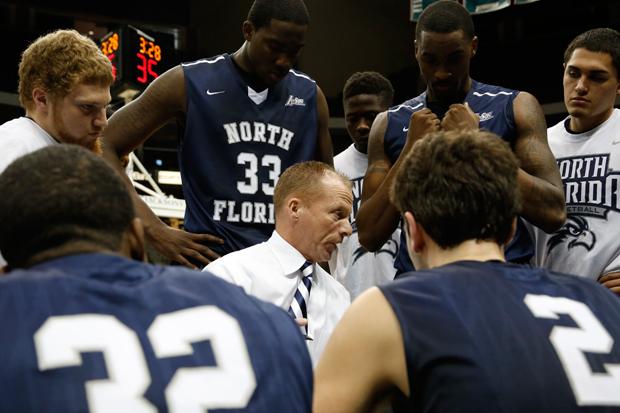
xmin=380 ymin=260 xmax=620 ymax=412
xmin=181 ymin=54 xmax=318 ymax=255
xmin=329 ymin=144 xmax=399 ymax=299
xmin=530 ymin=109 xmax=620 ymax=280
xmin=0 ymin=253 xmax=312 ymax=412
xmin=384 ymin=80 xmax=532 ymax=274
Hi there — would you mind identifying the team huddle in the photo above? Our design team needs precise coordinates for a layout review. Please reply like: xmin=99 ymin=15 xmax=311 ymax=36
xmin=0 ymin=0 xmax=619 ymax=412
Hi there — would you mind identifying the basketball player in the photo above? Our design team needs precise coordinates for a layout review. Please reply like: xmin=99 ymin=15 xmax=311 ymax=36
xmin=356 ymin=0 xmax=566 ymax=276
xmin=0 ymin=29 xmax=113 ymax=271
xmin=314 ymin=129 xmax=620 ymax=412
xmin=0 ymin=145 xmax=312 ymax=412
xmin=529 ymin=28 xmax=620 ymax=293
xmin=102 ymin=0 xmax=332 ymax=268
xmin=328 ymin=71 xmax=400 ymax=299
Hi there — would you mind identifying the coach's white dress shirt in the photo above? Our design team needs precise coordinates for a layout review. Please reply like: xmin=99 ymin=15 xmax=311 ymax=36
xmin=204 ymin=230 xmax=351 ymax=366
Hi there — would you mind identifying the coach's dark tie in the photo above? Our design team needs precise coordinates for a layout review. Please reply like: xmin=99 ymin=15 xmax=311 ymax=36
xmin=288 ymin=261 xmax=314 ymax=339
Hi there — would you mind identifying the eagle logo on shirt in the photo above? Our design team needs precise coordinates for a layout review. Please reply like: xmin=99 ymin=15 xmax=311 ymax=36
xmin=546 ymin=215 xmax=596 ymax=255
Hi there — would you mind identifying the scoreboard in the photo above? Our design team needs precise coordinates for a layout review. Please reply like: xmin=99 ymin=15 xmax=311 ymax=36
xmin=100 ymin=25 xmax=175 ymax=92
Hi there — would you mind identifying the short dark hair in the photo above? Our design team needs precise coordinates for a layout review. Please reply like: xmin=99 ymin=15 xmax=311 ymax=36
xmin=390 ymin=130 xmax=521 ymax=248
xmin=415 ymin=0 xmax=475 ymax=42
xmin=248 ymin=0 xmax=310 ymax=30
xmin=564 ymin=28 xmax=620 ymax=80
xmin=0 ymin=145 xmax=134 ymax=268
xmin=342 ymin=71 xmax=395 ymax=108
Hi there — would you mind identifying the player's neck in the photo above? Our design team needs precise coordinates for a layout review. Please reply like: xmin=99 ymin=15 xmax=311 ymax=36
xmin=24 ymin=111 xmax=62 ymax=144
xmin=426 ymin=239 xmax=505 ymax=269
xmin=232 ymin=42 xmax=268 ymax=91
xmin=22 ymin=243 xmax=120 ymax=268
xmin=567 ymin=108 xmax=614 ymax=134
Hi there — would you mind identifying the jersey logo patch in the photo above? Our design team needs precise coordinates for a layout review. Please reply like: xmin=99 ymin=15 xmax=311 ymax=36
xmin=206 ymin=89 xmax=226 ymax=95
xmin=285 ymin=95 xmax=306 ymax=107
xmin=546 ymin=215 xmax=596 ymax=255
xmin=478 ymin=111 xmax=494 ymax=122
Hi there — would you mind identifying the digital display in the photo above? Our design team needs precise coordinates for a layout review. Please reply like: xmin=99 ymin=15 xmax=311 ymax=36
xmin=100 ymin=26 xmax=174 ymax=90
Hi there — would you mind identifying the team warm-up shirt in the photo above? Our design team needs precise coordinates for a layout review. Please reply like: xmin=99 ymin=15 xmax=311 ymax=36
xmin=181 ymin=54 xmax=318 ymax=255
xmin=0 ymin=116 xmax=58 ymax=268
xmin=380 ymin=260 xmax=620 ymax=412
xmin=329 ymin=144 xmax=399 ymax=299
xmin=0 ymin=253 xmax=312 ymax=412
xmin=530 ymin=109 xmax=620 ymax=280
xmin=384 ymin=80 xmax=532 ymax=274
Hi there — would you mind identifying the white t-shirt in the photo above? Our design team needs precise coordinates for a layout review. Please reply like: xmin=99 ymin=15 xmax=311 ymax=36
xmin=204 ymin=231 xmax=350 ymax=366
xmin=0 ymin=117 xmax=58 ymax=268
xmin=0 ymin=117 xmax=57 ymax=174
xmin=529 ymin=109 xmax=620 ymax=280
xmin=328 ymin=144 xmax=400 ymax=299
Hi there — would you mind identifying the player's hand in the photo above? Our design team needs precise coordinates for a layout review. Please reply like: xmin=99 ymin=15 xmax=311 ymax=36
xmin=599 ymin=272 xmax=620 ymax=296
xmin=441 ymin=102 xmax=479 ymax=131
xmin=403 ymin=109 xmax=441 ymax=154
xmin=146 ymin=221 xmax=224 ymax=269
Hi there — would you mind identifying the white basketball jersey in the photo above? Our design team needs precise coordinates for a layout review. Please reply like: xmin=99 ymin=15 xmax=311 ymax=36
xmin=329 ymin=144 xmax=400 ymax=299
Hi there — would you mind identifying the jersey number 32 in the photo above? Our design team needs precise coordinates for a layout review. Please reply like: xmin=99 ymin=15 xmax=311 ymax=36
xmin=34 ymin=305 xmax=256 ymax=413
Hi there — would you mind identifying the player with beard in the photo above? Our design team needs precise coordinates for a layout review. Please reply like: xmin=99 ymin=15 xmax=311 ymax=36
xmin=356 ymin=0 xmax=566 ymax=277
xmin=0 ymin=28 xmax=113 ymax=271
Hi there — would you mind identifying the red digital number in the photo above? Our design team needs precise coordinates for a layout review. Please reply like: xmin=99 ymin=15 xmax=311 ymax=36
xmin=136 ymin=53 xmax=159 ymax=84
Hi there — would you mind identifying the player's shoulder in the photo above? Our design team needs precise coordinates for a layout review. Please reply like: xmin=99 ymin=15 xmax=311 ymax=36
xmin=287 ymin=68 xmax=316 ymax=85
xmin=333 ymin=144 xmax=356 ymax=168
xmin=471 ymin=79 xmax=519 ymax=96
xmin=181 ymin=53 xmax=228 ymax=69
xmin=388 ymin=94 xmax=425 ymax=116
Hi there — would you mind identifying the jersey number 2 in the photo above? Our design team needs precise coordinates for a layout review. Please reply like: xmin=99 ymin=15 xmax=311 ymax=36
xmin=524 ymin=294 xmax=620 ymax=406
xmin=34 ymin=306 xmax=256 ymax=413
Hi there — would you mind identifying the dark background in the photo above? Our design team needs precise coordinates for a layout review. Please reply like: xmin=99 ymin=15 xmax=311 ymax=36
xmin=0 ymin=0 xmax=618 ymax=161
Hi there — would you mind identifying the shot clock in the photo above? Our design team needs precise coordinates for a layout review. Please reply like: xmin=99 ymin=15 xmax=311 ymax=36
xmin=100 ymin=25 xmax=174 ymax=92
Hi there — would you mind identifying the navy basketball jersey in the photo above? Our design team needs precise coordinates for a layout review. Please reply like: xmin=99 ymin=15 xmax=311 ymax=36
xmin=181 ymin=54 xmax=318 ymax=255
xmin=0 ymin=253 xmax=312 ymax=412
xmin=380 ymin=260 xmax=620 ymax=413
xmin=384 ymin=80 xmax=532 ymax=274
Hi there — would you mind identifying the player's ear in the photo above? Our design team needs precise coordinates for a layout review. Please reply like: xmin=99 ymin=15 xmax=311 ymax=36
xmin=242 ymin=20 xmax=255 ymax=42
xmin=404 ymin=211 xmax=425 ymax=254
xmin=32 ymin=88 xmax=49 ymax=112
xmin=471 ymin=35 xmax=478 ymax=57
xmin=125 ymin=217 xmax=146 ymax=262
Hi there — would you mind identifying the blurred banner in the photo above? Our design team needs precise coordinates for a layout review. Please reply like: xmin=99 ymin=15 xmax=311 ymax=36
xmin=411 ymin=0 xmax=541 ymax=21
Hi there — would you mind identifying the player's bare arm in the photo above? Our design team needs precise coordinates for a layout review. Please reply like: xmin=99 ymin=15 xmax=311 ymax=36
xmin=315 ymin=85 xmax=334 ymax=166
xmin=357 ymin=109 xmax=439 ymax=251
xmin=102 ymin=66 xmax=224 ymax=268
xmin=313 ymin=287 xmax=408 ymax=413
xmin=512 ymin=91 xmax=566 ymax=233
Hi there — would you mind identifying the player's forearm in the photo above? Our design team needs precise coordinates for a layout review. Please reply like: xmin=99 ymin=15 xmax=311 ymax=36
xmin=357 ymin=199 xmax=401 ymax=252
xmin=357 ymin=168 xmax=402 ymax=251
xmin=518 ymin=168 xmax=567 ymax=233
